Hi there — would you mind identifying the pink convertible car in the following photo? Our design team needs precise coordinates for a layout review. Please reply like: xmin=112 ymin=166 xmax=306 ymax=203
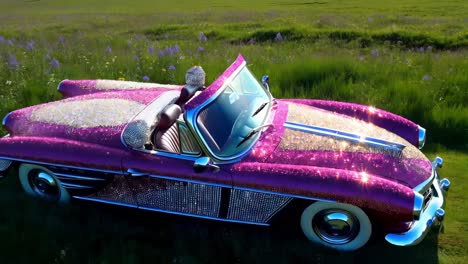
xmin=0 ymin=55 xmax=449 ymax=250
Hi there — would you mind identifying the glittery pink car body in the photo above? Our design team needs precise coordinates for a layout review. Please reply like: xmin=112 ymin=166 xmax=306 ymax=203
xmin=0 ymin=55 xmax=448 ymax=249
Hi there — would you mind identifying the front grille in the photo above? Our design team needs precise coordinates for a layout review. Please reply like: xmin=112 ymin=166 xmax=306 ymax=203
xmin=422 ymin=186 xmax=433 ymax=210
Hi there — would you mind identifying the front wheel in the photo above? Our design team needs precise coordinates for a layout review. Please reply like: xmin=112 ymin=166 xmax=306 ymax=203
xmin=300 ymin=201 xmax=372 ymax=251
xmin=18 ymin=164 xmax=70 ymax=203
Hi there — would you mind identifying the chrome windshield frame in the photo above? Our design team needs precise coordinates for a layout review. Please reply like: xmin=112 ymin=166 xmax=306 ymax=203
xmin=185 ymin=62 xmax=273 ymax=163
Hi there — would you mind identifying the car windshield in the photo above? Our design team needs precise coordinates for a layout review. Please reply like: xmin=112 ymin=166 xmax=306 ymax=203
xmin=196 ymin=66 xmax=272 ymax=158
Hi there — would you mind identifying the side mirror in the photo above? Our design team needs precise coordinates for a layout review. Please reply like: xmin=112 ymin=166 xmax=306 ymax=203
xmin=261 ymin=75 xmax=270 ymax=91
xmin=194 ymin=157 xmax=220 ymax=173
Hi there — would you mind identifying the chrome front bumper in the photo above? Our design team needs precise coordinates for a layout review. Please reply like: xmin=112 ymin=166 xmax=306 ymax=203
xmin=385 ymin=160 xmax=450 ymax=246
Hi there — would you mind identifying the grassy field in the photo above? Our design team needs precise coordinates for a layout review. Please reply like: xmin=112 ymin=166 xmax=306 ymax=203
xmin=0 ymin=0 xmax=467 ymax=263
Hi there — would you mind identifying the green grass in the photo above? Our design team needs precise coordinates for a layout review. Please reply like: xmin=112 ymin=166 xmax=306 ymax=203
xmin=0 ymin=151 xmax=466 ymax=263
xmin=0 ymin=0 xmax=467 ymax=263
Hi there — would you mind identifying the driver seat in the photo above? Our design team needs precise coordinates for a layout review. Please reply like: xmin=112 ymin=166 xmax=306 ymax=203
xmin=154 ymin=104 xmax=182 ymax=153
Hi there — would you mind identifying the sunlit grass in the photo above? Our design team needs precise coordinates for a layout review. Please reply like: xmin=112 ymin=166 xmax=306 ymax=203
xmin=0 ymin=1 xmax=467 ymax=263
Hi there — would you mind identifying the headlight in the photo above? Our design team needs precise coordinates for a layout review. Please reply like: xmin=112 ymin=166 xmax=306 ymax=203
xmin=418 ymin=125 xmax=426 ymax=149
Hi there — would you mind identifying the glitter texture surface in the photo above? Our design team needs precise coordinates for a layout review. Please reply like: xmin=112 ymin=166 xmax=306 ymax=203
xmin=58 ymin=79 xmax=182 ymax=98
xmin=122 ymin=91 xmax=179 ymax=148
xmin=4 ymin=89 xmax=177 ymax=149
xmin=283 ymin=99 xmax=419 ymax=146
xmin=30 ymin=99 xmax=145 ymax=128
xmin=88 ymin=175 xmax=137 ymax=205
xmin=228 ymin=162 xmax=415 ymax=221
xmin=227 ymin=189 xmax=292 ymax=222
xmin=282 ymin=103 xmax=426 ymax=160
xmin=130 ymin=177 xmax=221 ymax=217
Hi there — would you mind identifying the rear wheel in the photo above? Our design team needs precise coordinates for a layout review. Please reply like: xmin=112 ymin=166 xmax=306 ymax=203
xmin=300 ymin=201 xmax=372 ymax=251
xmin=18 ymin=164 xmax=69 ymax=203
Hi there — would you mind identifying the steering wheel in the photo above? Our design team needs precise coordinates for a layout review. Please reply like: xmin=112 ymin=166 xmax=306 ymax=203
xmin=220 ymin=110 xmax=255 ymax=153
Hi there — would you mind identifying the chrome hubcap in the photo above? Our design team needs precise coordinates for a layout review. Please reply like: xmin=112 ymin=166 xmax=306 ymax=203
xmin=28 ymin=169 xmax=60 ymax=201
xmin=312 ymin=209 xmax=360 ymax=244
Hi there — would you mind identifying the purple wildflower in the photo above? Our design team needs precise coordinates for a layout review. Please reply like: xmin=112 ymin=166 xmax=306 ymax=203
xmin=418 ymin=46 xmax=425 ymax=52
xmin=275 ymin=32 xmax=283 ymax=42
xmin=371 ymin=49 xmax=379 ymax=56
xmin=0 ymin=36 xmax=4 ymax=44
xmin=164 ymin=46 xmax=172 ymax=55
xmin=26 ymin=41 xmax=34 ymax=51
xmin=148 ymin=45 xmax=155 ymax=54
xmin=143 ymin=75 xmax=150 ymax=82
xmin=157 ymin=50 xmax=164 ymax=57
xmin=248 ymin=38 xmax=255 ymax=45
xmin=164 ymin=34 xmax=169 ymax=39
xmin=198 ymin=32 xmax=208 ymax=42
xmin=133 ymin=56 xmax=140 ymax=61
xmin=173 ymin=44 xmax=180 ymax=53
xmin=50 ymin=58 xmax=60 ymax=68
xmin=127 ymin=40 xmax=132 ymax=46
xmin=7 ymin=39 xmax=14 ymax=46
xmin=8 ymin=54 xmax=19 ymax=69
xmin=58 ymin=36 xmax=65 ymax=43
xmin=197 ymin=46 xmax=204 ymax=51
xmin=168 ymin=65 xmax=176 ymax=70
xmin=427 ymin=46 xmax=433 ymax=51
xmin=367 ymin=17 xmax=373 ymax=23
xmin=422 ymin=75 xmax=432 ymax=81
xmin=105 ymin=46 xmax=112 ymax=54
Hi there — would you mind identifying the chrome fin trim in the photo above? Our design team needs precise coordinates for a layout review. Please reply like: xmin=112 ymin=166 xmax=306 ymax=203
xmin=61 ymin=182 xmax=93 ymax=189
xmin=55 ymin=172 xmax=107 ymax=181
xmin=284 ymin=121 xmax=406 ymax=153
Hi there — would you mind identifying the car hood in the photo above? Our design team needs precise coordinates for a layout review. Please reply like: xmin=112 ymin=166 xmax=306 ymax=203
xmin=3 ymin=89 xmax=172 ymax=149
xmin=247 ymin=102 xmax=432 ymax=188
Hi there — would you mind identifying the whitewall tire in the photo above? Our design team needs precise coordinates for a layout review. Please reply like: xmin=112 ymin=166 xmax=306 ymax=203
xmin=18 ymin=164 xmax=70 ymax=203
xmin=300 ymin=201 xmax=372 ymax=251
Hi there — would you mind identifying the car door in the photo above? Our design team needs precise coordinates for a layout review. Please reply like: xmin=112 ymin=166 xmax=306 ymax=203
xmin=122 ymin=150 xmax=232 ymax=219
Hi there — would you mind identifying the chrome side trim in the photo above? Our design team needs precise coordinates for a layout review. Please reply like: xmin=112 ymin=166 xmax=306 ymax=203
xmin=139 ymin=206 xmax=270 ymax=226
xmin=127 ymin=168 xmax=149 ymax=177
xmin=54 ymin=172 xmax=107 ymax=181
xmin=284 ymin=122 xmax=406 ymax=153
xmin=73 ymin=196 xmax=138 ymax=208
xmin=72 ymin=196 xmax=269 ymax=226
xmin=0 ymin=156 xmax=124 ymax=175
